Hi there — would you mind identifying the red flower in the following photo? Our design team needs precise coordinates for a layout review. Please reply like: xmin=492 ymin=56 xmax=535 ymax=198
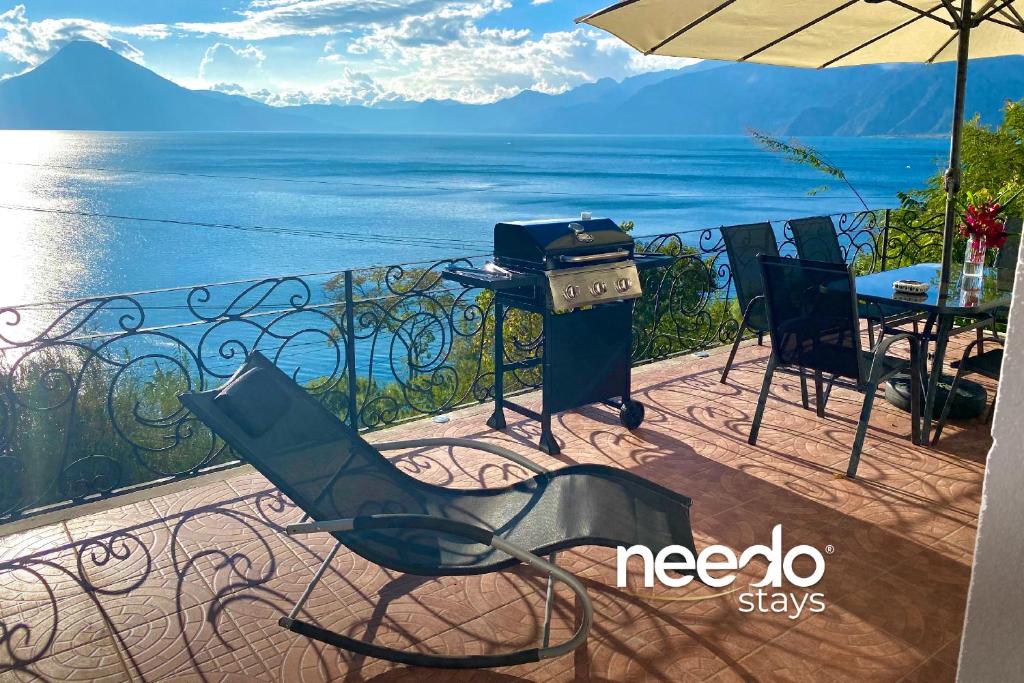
xmin=961 ymin=200 xmax=1006 ymax=245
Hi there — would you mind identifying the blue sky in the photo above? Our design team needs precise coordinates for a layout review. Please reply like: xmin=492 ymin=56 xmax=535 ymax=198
xmin=0 ymin=1 xmax=688 ymax=105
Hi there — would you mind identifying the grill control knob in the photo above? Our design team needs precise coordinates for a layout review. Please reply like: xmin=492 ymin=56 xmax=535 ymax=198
xmin=591 ymin=281 xmax=608 ymax=296
xmin=615 ymin=277 xmax=632 ymax=293
xmin=563 ymin=285 xmax=580 ymax=300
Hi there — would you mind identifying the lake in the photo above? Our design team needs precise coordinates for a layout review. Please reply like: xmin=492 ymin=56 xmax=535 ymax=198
xmin=1 ymin=131 xmax=947 ymax=308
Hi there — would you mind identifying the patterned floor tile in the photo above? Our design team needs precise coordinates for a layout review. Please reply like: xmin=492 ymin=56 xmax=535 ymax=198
xmin=4 ymin=633 xmax=129 ymax=682
xmin=0 ymin=340 xmax=993 ymax=681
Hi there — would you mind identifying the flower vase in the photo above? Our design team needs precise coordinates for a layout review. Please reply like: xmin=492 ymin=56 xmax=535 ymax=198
xmin=963 ymin=235 xmax=987 ymax=278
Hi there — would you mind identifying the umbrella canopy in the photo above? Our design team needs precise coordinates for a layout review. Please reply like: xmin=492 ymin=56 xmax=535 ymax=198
xmin=578 ymin=0 xmax=1023 ymax=67
xmin=578 ymin=0 xmax=1024 ymax=297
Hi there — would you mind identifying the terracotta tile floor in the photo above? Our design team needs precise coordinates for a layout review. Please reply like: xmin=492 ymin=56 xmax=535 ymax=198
xmin=0 ymin=341 xmax=991 ymax=682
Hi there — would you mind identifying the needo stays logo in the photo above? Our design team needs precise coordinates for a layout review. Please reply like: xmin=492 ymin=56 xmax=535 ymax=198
xmin=617 ymin=525 xmax=827 ymax=620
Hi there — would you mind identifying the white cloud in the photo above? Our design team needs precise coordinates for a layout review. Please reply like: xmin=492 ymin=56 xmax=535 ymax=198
xmin=218 ymin=69 xmax=401 ymax=107
xmin=341 ymin=24 xmax=686 ymax=104
xmin=176 ymin=0 xmax=460 ymax=41
xmin=209 ymin=82 xmax=249 ymax=95
xmin=531 ymin=0 xmax=554 ymax=5
xmin=199 ymin=42 xmax=266 ymax=80
xmin=0 ymin=4 xmax=166 ymax=68
xmin=0 ymin=1 xmax=690 ymax=107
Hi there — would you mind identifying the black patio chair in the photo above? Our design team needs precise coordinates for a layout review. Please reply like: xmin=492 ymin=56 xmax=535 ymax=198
xmin=967 ymin=217 xmax=1020 ymax=354
xmin=789 ymin=215 xmax=920 ymax=347
xmin=789 ymin=216 xmax=845 ymax=264
xmin=178 ymin=351 xmax=697 ymax=669
xmin=720 ymin=222 xmax=779 ymax=384
xmin=991 ymin=216 xmax=1021 ymax=321
xmin=931 ymin=338 xmax=1004 ymax=445
xmin=747 ymin=256 xmax=923 ymax=479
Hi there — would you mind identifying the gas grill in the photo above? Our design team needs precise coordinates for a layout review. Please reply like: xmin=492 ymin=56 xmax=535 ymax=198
xmin=443 ymin=217 xmax=672 ymax=454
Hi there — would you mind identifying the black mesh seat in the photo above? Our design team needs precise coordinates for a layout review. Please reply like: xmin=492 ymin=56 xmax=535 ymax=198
xmin=179 ymin=352 xmax=696 ymax=668
xmin=720 ymin=222 xmax=779 ymax=383
xmin=747 ymin=256 xmax=923 ymax=478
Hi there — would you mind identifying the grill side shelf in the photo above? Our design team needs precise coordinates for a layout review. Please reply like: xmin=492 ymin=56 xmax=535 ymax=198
xmin=633 ymin=253 xmax=676 ymax=271
xmin=442 ymin=267 xmax=545 ymax=290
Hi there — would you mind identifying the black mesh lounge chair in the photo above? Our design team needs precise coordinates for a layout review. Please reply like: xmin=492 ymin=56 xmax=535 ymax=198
xmin=720 ymin=222 xmax=779 ymax=384
xmin=931 ymin=338 xmax=1004 ymax=445
xmin=178 ymin=351 xmax=697 ymax=669
xmin=747 ymin=256 xmax=923 ymax=479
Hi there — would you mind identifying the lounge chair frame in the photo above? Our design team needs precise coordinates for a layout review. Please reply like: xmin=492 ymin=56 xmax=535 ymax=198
xmin=276 ymin=437 xmax=592 ymax=668
xmin=179 ymin=352 xmax=696 ymax=669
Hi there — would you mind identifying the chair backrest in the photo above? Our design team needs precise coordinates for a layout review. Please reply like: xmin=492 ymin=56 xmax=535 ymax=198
xmin=721 ymin=222 xmax=779 ymax=332
xmin=789 ymin=216 xmax=844 ymax=264
xmin=758 ymin=255 xmax=865 ymax=383
xmin=177 ymin=352 xmax=463 ymax=572
xmin=997 ymin=216 xmax=1022 ymax=270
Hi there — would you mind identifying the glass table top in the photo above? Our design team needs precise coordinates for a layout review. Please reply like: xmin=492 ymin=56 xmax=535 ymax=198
xmin=855 ymin=263 xmax=1013 ymax=315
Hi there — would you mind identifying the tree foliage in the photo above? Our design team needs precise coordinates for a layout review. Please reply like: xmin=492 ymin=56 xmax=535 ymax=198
xmin=753 ymin=98 xmax=1024 ymax=266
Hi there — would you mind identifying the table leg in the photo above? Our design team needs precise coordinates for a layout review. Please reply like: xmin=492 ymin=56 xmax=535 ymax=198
xmin=922 ymin=314 xmax=954 ymax=445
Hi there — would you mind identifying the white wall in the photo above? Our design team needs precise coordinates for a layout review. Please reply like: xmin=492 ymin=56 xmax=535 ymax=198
xmin=957 ymin=252 xmax=1024 ymax=681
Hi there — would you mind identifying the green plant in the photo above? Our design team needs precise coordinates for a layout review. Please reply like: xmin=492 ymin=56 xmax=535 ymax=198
xmin=749 ymin=130 xmax=872 ymax=212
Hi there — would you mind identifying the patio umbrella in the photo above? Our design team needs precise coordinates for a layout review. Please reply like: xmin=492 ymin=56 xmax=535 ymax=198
xmin=577 ymin=0 xmax=1024 ymax=298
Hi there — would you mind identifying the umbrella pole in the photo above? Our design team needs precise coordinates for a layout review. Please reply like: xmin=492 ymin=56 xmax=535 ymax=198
xmin=939 ymin=0 xmax=973 ymax=300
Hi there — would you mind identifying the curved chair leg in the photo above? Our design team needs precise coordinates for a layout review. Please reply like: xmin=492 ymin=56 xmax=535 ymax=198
xmin=931 ymin=338 xmax=987 ymax=446
xmin=822 ymin=374 xmax=836 ymax=411
xmin=283 ymin=519 xmax=593 ymax=669
xmin=721 ymin=323 xmax=748 ymax=385
xmin=542 ymin=552 xmax=557 ymax=648
xmin=931 ymin=363 xmax=969 ymax=446
xmin=814 ymin=370 xmax=826 ymax=418
xmin=748 ymin=355 xmax=777 ymax=445
xmin=909 ymin=356 xmax=922 ymax=447
xmin=799 ymin=367 xmax=810 ymax=410
xmin=985 ymin=389 xmax=998 ymax=424
xmin=846 ymin=382 xmax=878 ymax=478
xmin=721 ymin=296 xmax=762 ymax=384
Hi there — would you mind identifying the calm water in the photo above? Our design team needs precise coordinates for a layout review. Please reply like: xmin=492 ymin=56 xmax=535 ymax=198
xmin=1 ymin=131 xmax=948 ymax=308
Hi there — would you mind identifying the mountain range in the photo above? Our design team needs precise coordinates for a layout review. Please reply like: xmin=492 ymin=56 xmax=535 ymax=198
xmin=2 ymin=41 xmax=1023 ymax=136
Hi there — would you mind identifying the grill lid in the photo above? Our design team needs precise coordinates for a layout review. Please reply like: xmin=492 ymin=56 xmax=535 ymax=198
xmin=494 ymin=218 xmax=633 ymax=268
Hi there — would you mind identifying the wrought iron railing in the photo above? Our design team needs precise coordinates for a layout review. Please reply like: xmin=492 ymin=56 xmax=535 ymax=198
xmin=0 ymin=208 xmax=944 ymax=524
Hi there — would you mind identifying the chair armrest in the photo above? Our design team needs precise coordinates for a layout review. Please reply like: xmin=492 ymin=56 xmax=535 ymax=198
xmin=870 ymin=332 xmax=920 ymax=358
xmin=286 ymin=512 xmax=592 ymax=660
xmin=866 ymin=332 xmax=921 ymax=383
xmin=375 ymin=437 xmax=550 ymax=474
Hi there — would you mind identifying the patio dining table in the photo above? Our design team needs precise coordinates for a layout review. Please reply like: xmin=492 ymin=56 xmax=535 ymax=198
xmin=855 ymin=263 xmax=1013 ymax=444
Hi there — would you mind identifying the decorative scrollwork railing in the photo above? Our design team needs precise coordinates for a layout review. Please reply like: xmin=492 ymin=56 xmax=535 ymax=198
xmin=0 ymin=209 xmax=941 ymax=523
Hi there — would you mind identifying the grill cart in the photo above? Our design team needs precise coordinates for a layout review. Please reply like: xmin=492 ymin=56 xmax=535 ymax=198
xmin=444 ymin=217 xmax=672 ymax=454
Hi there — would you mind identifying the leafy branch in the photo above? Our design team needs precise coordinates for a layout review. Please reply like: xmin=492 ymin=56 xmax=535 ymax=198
xmin=749 ymin=129 xmax=871 ymax=212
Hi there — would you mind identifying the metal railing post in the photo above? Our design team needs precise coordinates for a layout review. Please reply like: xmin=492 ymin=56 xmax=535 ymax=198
xmin=344 ymin=270 xmax=359 ymax=431
xmin=881 ymin=209 xmax=891 ymax=272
